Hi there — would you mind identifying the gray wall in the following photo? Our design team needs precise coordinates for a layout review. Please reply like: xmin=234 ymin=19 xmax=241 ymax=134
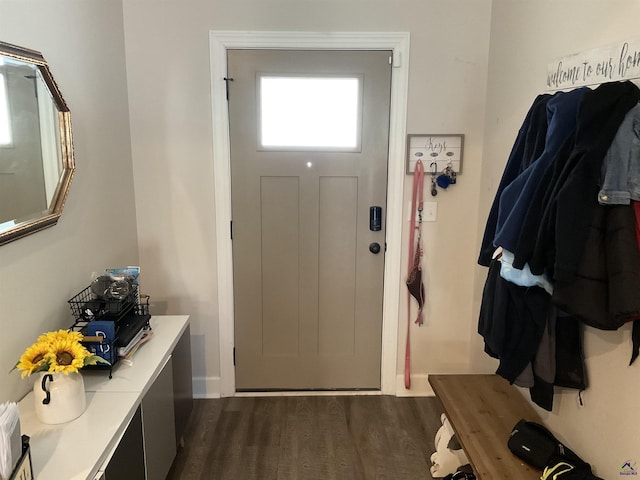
xmin=480 ymin=1 xmax=640 ymax=477
xmin=1 ymin=0 xmax=637 ymax=475
xmin=0 ymin=0 xmax=139 ymax=402
xmin=122 ymin=0 xmax=493 ymax=398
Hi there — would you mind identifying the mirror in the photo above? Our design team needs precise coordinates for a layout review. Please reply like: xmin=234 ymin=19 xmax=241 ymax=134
xmin=0 ymin=41 xmax=74 ymax=246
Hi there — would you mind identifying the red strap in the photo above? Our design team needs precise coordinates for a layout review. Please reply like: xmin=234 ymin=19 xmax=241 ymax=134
xmin=405 ymin=160 xmax=424 ymax=389
xmin=408 ymin=160 xmax=424 ymax=267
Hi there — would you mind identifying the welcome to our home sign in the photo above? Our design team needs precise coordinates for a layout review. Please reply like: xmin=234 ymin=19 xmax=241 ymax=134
xmin=547 ymin=38 xmax=640 ymax=90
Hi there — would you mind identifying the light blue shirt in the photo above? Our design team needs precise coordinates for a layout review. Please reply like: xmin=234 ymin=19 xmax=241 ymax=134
xmin=499 ymin=249 xmax=553 ymax=295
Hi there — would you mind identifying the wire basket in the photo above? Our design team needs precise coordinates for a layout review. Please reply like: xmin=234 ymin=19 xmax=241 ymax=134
xmin=135 ymin=294 xmax=150 ymax=316
xmin=69 ymin=296 xmax=151 ymax=378
xmin=68 ymin=284 xmax=138 ymax=323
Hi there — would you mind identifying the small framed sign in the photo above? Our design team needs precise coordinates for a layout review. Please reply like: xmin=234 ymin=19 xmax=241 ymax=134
xmin=406 ymin=134 xmax=464 ymax=175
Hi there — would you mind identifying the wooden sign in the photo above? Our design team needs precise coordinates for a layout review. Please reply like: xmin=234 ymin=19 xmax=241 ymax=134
xmin=548 ymin=37 xmax=640 ymax=90
xmin=406 ymin=134 xmax=464 ymax=174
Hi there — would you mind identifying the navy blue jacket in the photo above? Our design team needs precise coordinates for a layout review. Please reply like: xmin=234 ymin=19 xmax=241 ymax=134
xmin=517 ymin=81 xmax=640 ymax=281
xmin=478 ymin=94 xmax=551 ymax=266
xmin=494 ymin=88 xmax=587 ymax=253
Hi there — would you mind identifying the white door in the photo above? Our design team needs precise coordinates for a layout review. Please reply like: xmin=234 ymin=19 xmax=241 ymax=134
xmin=228 ymin=49 xmax=392 ymax=390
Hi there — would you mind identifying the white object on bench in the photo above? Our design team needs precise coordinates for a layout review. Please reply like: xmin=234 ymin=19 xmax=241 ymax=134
xmin=430 ymin=413 xmax=469 ymax=478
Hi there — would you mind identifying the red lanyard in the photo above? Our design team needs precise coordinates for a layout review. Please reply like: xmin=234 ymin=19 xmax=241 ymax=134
xmin=405 ymin=159 xmax=425 ymax=389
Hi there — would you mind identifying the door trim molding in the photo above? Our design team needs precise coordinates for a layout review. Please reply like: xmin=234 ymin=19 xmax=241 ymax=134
xmin=210 ymin=31 xmax=410 ymax=397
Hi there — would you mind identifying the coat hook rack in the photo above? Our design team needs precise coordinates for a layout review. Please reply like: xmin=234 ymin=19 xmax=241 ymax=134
xmin=406 ymin=133 xmax=464 ymax=175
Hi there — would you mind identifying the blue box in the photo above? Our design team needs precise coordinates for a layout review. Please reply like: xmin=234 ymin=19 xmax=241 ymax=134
xmin=86 ymin=320 xmax=116 ymax=363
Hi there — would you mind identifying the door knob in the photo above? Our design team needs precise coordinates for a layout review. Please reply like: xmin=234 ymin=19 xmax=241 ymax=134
xmin=369 ymin=242 xmax=381 ymax=254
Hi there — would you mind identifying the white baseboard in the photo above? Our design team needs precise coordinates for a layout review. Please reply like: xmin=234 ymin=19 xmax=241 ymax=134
xmin=235 ymin=390 xmax=383 ymax=397
xmin=191 ymin=374 xmax=436 ymax=398
xmin=192 ymin=375 xmax=221 ymax=398
xmin=395 ymin=374 xmax=435 ymax=397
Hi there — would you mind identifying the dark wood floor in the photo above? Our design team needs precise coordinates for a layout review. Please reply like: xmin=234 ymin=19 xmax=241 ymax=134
xmin=167 ymin=395 xmax=444 ymax=480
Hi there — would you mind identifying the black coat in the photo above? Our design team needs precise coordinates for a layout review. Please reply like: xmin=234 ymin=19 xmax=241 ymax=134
xmin=553 ymin=204 xmax=640 ymax=330
xmin=478 ymin=94 xmax=551 ymax=266
xmin=515 ymin=81 xmax=640 ymax=282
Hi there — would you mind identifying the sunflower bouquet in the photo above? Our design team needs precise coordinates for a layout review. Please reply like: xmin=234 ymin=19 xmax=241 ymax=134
xmin=14 ymin=329 xmax=110 ymax=378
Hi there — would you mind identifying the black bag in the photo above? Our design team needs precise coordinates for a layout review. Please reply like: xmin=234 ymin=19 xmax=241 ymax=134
xmin=542 ymin=453 xmax=604 ymax=480
xmin=508 ymin=419 xmax=604 ymax=479
xmin=443 ymin=472 xmax=476 ymax=480
xmin=507 ymin=419 xmax=561 ymax=469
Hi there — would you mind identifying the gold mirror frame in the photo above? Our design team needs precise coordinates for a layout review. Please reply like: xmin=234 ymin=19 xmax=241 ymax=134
xmin=0 ymin=41 xmax=74 ymax=246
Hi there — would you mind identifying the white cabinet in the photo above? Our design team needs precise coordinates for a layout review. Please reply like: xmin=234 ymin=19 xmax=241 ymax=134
xmin=19 ymin=316 xmax=192 ymax=480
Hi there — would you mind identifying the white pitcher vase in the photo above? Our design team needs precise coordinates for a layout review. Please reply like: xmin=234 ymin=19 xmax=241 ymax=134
xmin=33 ymin=371 xmax=86 ymax=424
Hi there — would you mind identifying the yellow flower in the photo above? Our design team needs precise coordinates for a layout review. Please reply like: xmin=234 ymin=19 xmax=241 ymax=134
xmin=13 ymin=328 xmax=110 ymax=377
xmin=15 ymin=342 xmax=53 ymax=378
xmin=37 ymin=329 xmax=83 ymax=345
xmin=48 ymin=338 xmax=91 ymax=374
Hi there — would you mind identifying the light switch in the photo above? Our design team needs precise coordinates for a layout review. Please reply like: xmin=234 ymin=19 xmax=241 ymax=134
xmin=423 ymin=202 xmax=437 ymax=222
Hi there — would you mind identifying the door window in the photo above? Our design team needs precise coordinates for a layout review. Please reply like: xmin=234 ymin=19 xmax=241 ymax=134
xmin=258 ymin=75 xmax=361 ymax=151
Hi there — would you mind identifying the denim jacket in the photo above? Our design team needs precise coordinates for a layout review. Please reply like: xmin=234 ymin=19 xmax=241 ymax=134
xmin=598 ymin=103 xmax=640 ymax=205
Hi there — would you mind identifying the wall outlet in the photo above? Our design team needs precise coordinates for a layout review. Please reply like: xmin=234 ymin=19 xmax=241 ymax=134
xmin=423 ymin=202 xmax=437 ymax=222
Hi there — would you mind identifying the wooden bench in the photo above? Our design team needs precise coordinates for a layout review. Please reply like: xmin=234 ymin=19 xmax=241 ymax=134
xmin=428 ymin=374 xmax=543 ymax=480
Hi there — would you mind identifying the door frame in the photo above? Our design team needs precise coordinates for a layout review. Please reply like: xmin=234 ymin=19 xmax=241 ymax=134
xmin=210 ymin=31 xmax=410 ymax=397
